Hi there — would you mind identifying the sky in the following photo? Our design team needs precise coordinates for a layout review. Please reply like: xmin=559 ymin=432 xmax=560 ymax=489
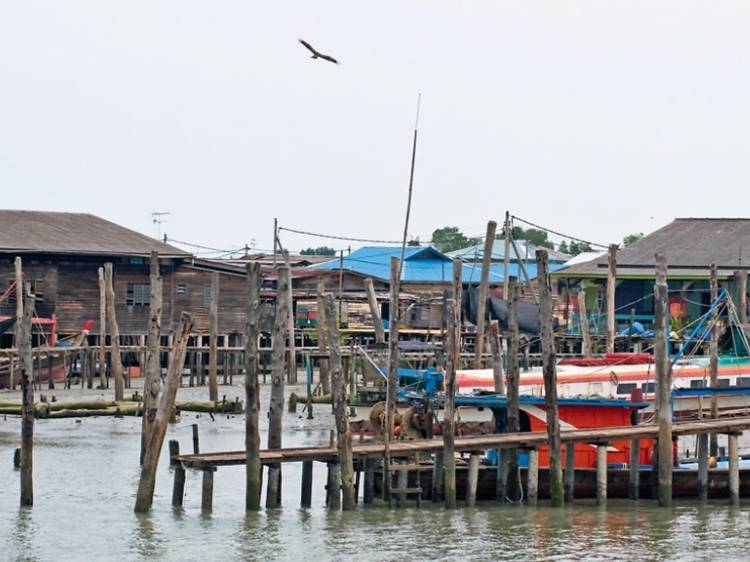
xmin=2 ymin=2 xmax=750 ymax=257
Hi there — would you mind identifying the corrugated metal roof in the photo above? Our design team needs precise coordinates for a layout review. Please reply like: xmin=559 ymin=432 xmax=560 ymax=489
xmin=0 ymin=210 xmax=189 ymax=258
xmin=311 ymin=246 xmax=565 ymax=284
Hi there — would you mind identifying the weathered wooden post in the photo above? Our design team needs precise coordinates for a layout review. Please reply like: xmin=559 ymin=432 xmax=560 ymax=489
xmin=208 ymin=272 xmax=219 ymax=402
xmin=596 ymin=443 xmax=608 ymax=505
xmin=316 ymin=280 xmax=331 ymax=396
xmin=140 ymin=251 xmax=162 ymax=465
xmin=536 ymin=249 xmax=564 ymax=507
xmin=488 ymin=320 xmax=504 ymax=394
xmin=737 ymin=270 xmax=748 ymax=327
xmin=245 ymin=262 xmax=262 ymax=511
xmin=104 ymin=262 xmax=124 ymax=401
xmin=578 ymin=289 xmax=593 ymax=358
xmin=474 ymin=220 xmax=497 ymax=368
xmin=629 ymin=437 xmax=640 ymax=500
xmin=364 ymin=278 xmax=385 ymax=344
xmin=431 ymin=451 xmax=444 ymax=502
xmin=564 ymin=442 xmax=575 ymax=502
xmin=266 ymin=261 xmax=289 ymax=508
xmin=364 ymin=458 xmax=376 ymax=504
xmin=654 ymin=252 xmax=672 ymax=507
xmin=606 ymin=244 xmax=617 ymax=354
xmin=201 ymin=467 xmax=216 ymax=513
xmin=97 ymin=267 xmax=107 ymax=389
xmin=727 ymin=432 xmax=740 ymax=505
xmin=192 ymin=423 xmax=200 ymax=454
xmin=503 ymin=211 xmax=511 ymax=300
xmin=709 ymin=263 xmax=719 ymax=457
xmin=527 ymin=448 xmax=539 ymax=506
xmin=325 ymin=294 xmax=356 ymax=509
xmin=134 ymin=312 xmax=193 ymax=513
xmin=301 ymin=461 xmax=313 ymax=508
xmin=172 ymin=463 xmax=186 ymax=507
xmin=697 ymin=432 xmax=709 ymax=501
xmin=19 ymin=285 xmax=34 ymax=507
xmin=505 ymin=277 xmax=521 ymax=502
xmin=443 ymin=258 xmax=462 ymax=509
xmin=383 ymin=257 xmax=401 ymax=502
xmin=287 ymin=253 xmax=297 ymax=384
xmin=466 ymin=453 xmax=480 ymax=507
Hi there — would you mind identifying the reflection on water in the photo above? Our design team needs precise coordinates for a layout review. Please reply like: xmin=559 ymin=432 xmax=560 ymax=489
xmin=2 ymin=384 xmax=750 ymax=561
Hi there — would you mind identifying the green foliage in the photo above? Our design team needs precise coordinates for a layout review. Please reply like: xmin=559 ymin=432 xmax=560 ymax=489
xmin=558 ymin=240 xmax=570 ymax=254
xmin=430 ymin=226 xmax=479 ymax=252
xmin=507 ymin=226 xmax=554 ymax=249
xmin=300 ymin=246 xmax=336 ymax=256
xmin=623 ymin=232 xmax=644 ymax=247
xmin=407 ymin=237 xmax=421 ymax=246
xmin=566 ymin=241 xmax=593 ymax=256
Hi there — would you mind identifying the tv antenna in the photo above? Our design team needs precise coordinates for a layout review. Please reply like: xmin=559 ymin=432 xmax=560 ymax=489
xmin=152 ymin=212 xmax=170 ymax=239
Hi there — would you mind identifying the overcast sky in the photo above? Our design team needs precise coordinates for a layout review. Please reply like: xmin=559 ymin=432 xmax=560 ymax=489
xmin=2 ymin=2 xmax=749 ymax=256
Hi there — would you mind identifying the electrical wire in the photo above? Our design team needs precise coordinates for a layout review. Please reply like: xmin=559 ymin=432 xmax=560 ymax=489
xmin=510 ymin=214 xmax=609 ymax=249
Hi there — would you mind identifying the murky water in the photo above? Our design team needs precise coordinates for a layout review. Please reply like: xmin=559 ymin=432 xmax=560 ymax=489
xmin=2 ymin=382 xmax=750 ymax=561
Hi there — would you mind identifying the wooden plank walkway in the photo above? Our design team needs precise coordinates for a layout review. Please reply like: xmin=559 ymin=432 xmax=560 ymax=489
xmin=175 ymin=416 xmax=750 ymax=470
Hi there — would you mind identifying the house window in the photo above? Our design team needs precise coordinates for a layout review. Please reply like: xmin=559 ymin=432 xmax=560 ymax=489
xmin=641 ymin=382 xmax=655 ymax=393
xmin=718 ymin=378 xmax=730 ymax=388
xmin=176 ymin=283 xmax=187 ymax=295
xmin=30 ymin=279 xmax=44 ymax=302
xmin=736 ymin=377 xmax=750 ymax=388
xmin=690 ymin=379 xmax=706 ymax=388
xmin=203 ymin=286 xmax=212 ymax=309
xmin=126 ymin=283 xmax=150 ymax=306
xmin=616 ymin=383 xmax=637 ymax=395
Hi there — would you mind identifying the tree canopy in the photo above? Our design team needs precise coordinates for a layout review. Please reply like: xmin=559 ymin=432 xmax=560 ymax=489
xmin=508 ymin=226 xmax=554 ymax=249
xmin=430 ymin=226 xmax=479 ymax=252
xmin=300 ymin=246 xmax=336 ymax=256
xmin=623 ymin=232 xmax=644 ymax=246
xmin=558 ymin=240 xmax=593 ymax=256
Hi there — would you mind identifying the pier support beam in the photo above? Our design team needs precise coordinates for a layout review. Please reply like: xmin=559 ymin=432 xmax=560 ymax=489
xmin=527 ymin=449 xmax=539 ymax=506
xmin=172 ymin=463 xmax=186 ymax=507
xmin=363 ymin=458 xmax=376 ymax=504
xmin=564 ymin=443 xmax=575 ymax=502
xmin=596 ymin=444 xmax=608 ymax=505
xmin=431 ymin=452 xmax=444 ymax=502
xmin=629 ymin=438 xmax=640 ymax=500
xmin=728 ymin=433 xmax=740 ymax=505
xmin=301 ymin=461 xmax=313 ymax=508
xmin=326 ymin=462 xmax=341 ymax=509
xmin=201 ymin=467 xmax=215 ymax=513
xmin=245 ymin=262 xmax=263 ymax=511
xmin=697 ymin=432 xmax=709 ymax=501
xmin=654 ymin=253 xmax=672 ymax=507
xmin=466 ymin=453 xmax=480 ymax=507
xmin=396 ymin=468 xmax=408 ymax=508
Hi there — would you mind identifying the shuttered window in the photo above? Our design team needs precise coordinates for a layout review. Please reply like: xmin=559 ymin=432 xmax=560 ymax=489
xmin=126 ymin=283 xmax=150 ymax=306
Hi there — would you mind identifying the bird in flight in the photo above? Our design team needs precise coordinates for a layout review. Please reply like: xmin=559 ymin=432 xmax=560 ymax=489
xmin=298 ymin=39 xmax=339 ymax=65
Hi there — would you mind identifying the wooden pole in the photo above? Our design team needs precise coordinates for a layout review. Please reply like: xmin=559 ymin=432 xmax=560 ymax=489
xmin=728 ymin=432 xmax=740 ymax=505
xmin=697 ymin=432 xmax=708 ymax=501
xmin=431 ymin=451 xmax=444 ymax=502
xmin=606 ymin=244 xmax=618 ymax=354
xmin=564 ymin=442 xmax=575 ymax=502
xmin=327 ymin=462 xmax=341 ymax=509
xmin=654 ymin=252 xmax=672 ymax=507
xmin=134 ymin=312 xmax=193 ymax=513
xmin=474 ymin=220 xmax=497 ymax=368
xmin=364 ymin=278 xmax=385 ymax=344
xmin=383 ymin=256 xmax=401 ymax=501
xmin=245 ymin=262 xmax=262 ymax=511
xmin=466 ymin=453 xmax=480 ymax=507
xmin=287 ymin=253 xmax=297 ymax=384
xmin=503 ymin=212 xmax=511 ymax=300
xmin=536 ymin=249 xmax=564 ymax=507
xmin=201 ymin=468 xmax=215 ymax=513
xmin=104 ymin=263 xmax=124 ymax=401
xmin=301 ymin=461 xmax=313 ymax=508
xmin=192 ymin=423 xmax=200 ymax=454
xmin=629 ymin=437 xmax=640 ymax=500
xmin=266 ymin=261 xmax=289 ymax=508
xmin=316 ymin=280 xmax=330 ymax=396
xmin=98 ymin=267 xmax=107 ymax=389
xmin=443 ymin=258 xmax=462 ymax=509
xmin=364 ymin=458 xmax=376 ymax=504
xmin=325 ymin=294 xmax=355 ymax=510
xmin=488 ymin=320 xmax=504 ymax=394
xmin=709 ymin=263 xmax=719 ymax=457
xmin=208 ymin=272 xmax=219 ymax=402
xmin=737 ymin=270 xmax=748 ymax=327
xmin=578 ymin=289 xmax=593 ymax=358
xmin=172 ymin=463 xmax=186 ymax=507
xmin=505 ymin=277 xmax=521 ymax=501
xmin=337 ymin=250 xmax=344 ymax=325
xmin=19 ymin=287 xmax=34 ymax=507
xmin=527 ymin=448 xmax=539 ymax=506
xmin=596 ymin=443 xmax=608 ymax=505
xmin=141 ymin=251 xmax=162 ymax=465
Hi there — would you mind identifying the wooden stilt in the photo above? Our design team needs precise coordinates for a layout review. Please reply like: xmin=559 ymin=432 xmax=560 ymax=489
xmin=443 ymin=259 xmax=462 ymax=509
xmin=564 ymin=442 xmax=575 ymax=502
xmin=606 ymin=244 xmax=617 ymax=354
xmin=245 ymin=262 xmax=263 ymax=511
xmin=172 ymin=463 xmax=186 ymax=507
xmin=506 ymin=277 xmax=520 ymax=501
xmin=316 ymin=280 xmax=330 ymax=396
xmin=192 ymin=423 xmax=200 ymax=454
xmin=431 ymin=451 xmax=444 ymax=502
xmin=474 ymin=220 xmax=497 ymax=368
xmin=383 ymin=257 xmax=401 ymax=502
xmin=19 ymin=276 xmax=34 ymax=507
xmin=301 ymin=461 xmax=313 ymax=508
xmin=728 ymin=432 xmax=739 ymax=505
xmin=364 ymin=458 xmax=376 ymax=504
xmin=168 ymin=440 xmax=179 ymax=466
xmin=208 ymin=272 xmax=219 ymax=402
xmin=655 ymin=253 xmax=672 ymax=507
xmin=141 ymin=251 xmax=162 ymax=466
xmin=596 ymin=444 xmax=607 ymax=505
xmin=710 ymin=263 xmax=719 ymax=457
xmin=527 ymin=448 xmax=539 ymax=506
xmin=201 ymin=468 xmax=215 ymax=513
xmin=697 ymin=432 xmax=709 ymax=501
xmin=103 ymin=262 xmax=124 ymax=401
xmin=396 ymin=468 xmax=408 ymax=508
xmin=629 ymin=437 xmax=640 ymax=500
xmin=466 ymin=453 xmax=480 ymax=507
xmin=488 ymin=320 xmax=504 ymax=394
xmin=327 ymin=462 xmax=341 ymax=509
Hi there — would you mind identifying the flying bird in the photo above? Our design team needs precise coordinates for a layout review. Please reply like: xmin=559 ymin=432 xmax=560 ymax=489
xmin=298 ymin=39 xmax=339 ymax=64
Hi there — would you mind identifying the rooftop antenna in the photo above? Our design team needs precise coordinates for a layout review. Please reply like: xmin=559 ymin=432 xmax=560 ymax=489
xmin=397 ymin=93 xmax=421 ymax=282
xmin=152 ymin=212 xmax=170 ymax=240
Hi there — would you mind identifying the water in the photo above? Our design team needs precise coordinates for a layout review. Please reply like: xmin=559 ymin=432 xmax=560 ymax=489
xmin=2 ymin=382 xmax=749 ymax=561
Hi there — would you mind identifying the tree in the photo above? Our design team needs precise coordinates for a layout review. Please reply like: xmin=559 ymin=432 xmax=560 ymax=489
xmin=407 ymin=237 xmax=421 ymax=246
xmin=300 ymin=247 xmax=336 ymax=256
xmin=558 ymin=240 xmax=570 ymax=255
xmin=508 ymin=226 xmax=554 ymax=249
xmin=623 ymin=232 xmax=644 ymax=247
xmin=567 ymin=241 xmax=593 ymax=256
xmin=430 ymin=227 xmax=479 ymax=252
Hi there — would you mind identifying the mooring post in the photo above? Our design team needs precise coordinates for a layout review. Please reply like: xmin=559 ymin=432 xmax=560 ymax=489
xmin=266 ymin=259 xmax=289 ymax=509
xmin=301 ymin=461 xmax=313 ymax=508
xmin=505 ymin=278 xmax=521 ymax=502
xmin=697 ymin=432 xmax=709 ymax=501
xmin=596 ymin=444 xmax=608 ymax=505
xmin=474 ymin=220 xmax=497 ymax=369
xmin=443 ymin=259 xmax=462 ymax=509
xmin=536 ymin=250 xmax=564 ymax=507
xmin=654 ymin=253 xmax=672 ymax=507
xmin=467 ymin=453 xmax=480 ymax=508
xmin=431 ymin=451 xmax=444 ymax=502
xmin=364 ymin=458 xmax=376 ymax=503
xmin=168 ymin=440 xmax=180 ymax=466
xmin=208 ymin=272 xmax=219 ymax=402
xmin=140 ymin=251 xmax=162 ymax=466
xmin=564 ymin=442 xmax=575 ymax=502
xmin=606 ymin=244 xmax=617 ymax=354
xmin=19 ymin=279 xmax=34 ymax=507
xmin=728 ymin=432 xmax=740 ymax=505
xmin=527 ymin=448 xmax=539 ymax=506
xmin=201 ymin=467 xmax=216 ymax=513
xmin=383 ymin=257 xmax=401 ymax=502
xmin=134 ymin=312 xmax=194 ymax=513
xmin=103 ymin=262 xmax=124 ymax=401
xmin=172 ymin=463 xmax=186 ymax=507
xmin=327 ymin=462 xmax=341 ymax=509
xmin=396 ymin=468 xmax=408 ymax=508
xmin=629 ymin=437 xmax=640 ymax=500
xmin=192 ymin=423 xmax=200 ymax=454
xmin=316 ymin=279 xmax=331 ymax=396
xmin=245 ymin=262 xmax=263 ymax=511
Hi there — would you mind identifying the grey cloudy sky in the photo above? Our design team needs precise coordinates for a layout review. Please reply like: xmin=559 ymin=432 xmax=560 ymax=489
xmin=2 ymin=2 xmax=749 ymax=255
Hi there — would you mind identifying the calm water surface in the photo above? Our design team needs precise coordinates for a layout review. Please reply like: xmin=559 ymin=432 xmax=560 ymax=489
xmin=1 ymin=383 xmax=749 ymax=561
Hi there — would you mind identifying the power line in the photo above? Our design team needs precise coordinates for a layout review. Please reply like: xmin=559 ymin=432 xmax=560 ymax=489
xmin=510 ymin=214 xmax=609 ymax=249
xmin=278 ymin=226 xmax=402 ymax=245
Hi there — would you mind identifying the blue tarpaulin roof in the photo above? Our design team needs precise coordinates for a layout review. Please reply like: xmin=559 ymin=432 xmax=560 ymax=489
xmin=310 ymin=246 xmax=565 ymax=284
